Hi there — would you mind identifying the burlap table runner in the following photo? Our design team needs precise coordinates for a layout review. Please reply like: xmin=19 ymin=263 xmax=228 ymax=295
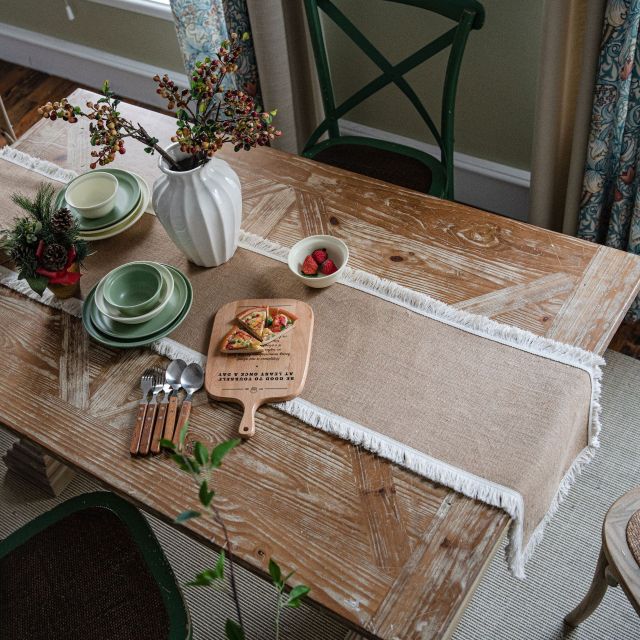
xmin=0 ymin=151 xmax=603 ymax=577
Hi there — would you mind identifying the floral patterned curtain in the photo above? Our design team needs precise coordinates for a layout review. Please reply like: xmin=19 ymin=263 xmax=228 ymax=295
xmin=170 ymin=0 xmax=261 ymax=100
xmin=578 ymin=0 xmax=640 ymax=315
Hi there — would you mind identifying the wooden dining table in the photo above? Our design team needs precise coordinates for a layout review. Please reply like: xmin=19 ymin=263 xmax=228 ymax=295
xmin=2 ymin=88 xmax=640 ymax=640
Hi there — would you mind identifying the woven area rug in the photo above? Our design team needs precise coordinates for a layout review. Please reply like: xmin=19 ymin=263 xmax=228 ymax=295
xmin=1 ymin=349 xmax=638 ymax=639
xmin=0 ymin=148 xmax=605 ymax=577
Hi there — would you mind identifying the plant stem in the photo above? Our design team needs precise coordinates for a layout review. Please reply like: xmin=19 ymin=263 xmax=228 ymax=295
xmin=275 ymin=589 xmax=283 ymax=640
xmin=211 ymin=503 xmax=245 ymax=630
xmin=136 ymin=123 xmax=181 ymax=170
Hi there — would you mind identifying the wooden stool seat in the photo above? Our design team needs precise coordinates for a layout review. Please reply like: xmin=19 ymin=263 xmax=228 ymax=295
xmin=627 ymin=510 xmax=640 ymax=566
xmin=565 ymin=487 xmax=640 ymax=627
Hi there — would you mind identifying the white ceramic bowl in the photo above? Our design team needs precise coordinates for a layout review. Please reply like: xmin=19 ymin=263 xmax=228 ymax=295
xmin=94 ymin=262 xmax=175 ymax=324
xmin=66 ymin=172 xmax=119 ymax=219
xmin=287 ymin=235 xmax=349 ymax=289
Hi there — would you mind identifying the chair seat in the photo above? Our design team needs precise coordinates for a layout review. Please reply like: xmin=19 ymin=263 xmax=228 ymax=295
xmin=310 ymin=139 xmax=445 ymax=195
xmin=627 ymin=509 xmax=640 ymax=567
xmin=0 ymin=504 xmax=173 ymax=640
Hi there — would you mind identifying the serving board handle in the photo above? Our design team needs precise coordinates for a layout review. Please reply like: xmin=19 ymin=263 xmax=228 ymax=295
xmin=239 ymin=402 xmax=257 ymax=439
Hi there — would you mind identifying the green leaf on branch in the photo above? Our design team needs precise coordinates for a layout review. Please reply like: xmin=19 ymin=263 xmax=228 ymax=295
xmin=175 ymin=509 xmax=201 ymax=523
xmin=186 ymin=569 xmax=216 ymax=587
xmin=285 ymin=584 xmax=310 ymax=608
xmin=186 ymin=553 xmax=224 ymax=586
xmin=198 ymin=479 xmax=215 ymax=507
xmin=225 ymin=619 xmax=245 ymax=640
xmin=211 ymin=439 xmax=241 ymax=468
xmin=179 ymin=421 xmax=189 ymax=449
xmin=268 ymin=558 xmax=282 ymax=588
xmin=25 ymin=275 xmax=48 ymax=296
xmin=214 ymin=549 xmax=225 ymax=579
xmin=159 ymin=438 xmax=175 ymax=451
xmin=170 ymin=453 xmax=196 ymax=473
xmin=194 ymin=441 xmax=208 ymax=465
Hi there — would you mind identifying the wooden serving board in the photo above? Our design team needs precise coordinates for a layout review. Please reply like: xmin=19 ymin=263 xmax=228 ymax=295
xmin=205 ymin=299 xmax=314 ymax=438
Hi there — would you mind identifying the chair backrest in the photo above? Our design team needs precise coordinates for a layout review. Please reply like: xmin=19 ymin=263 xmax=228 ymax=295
xmin=303 ymin=0 xmax=485 ymax=189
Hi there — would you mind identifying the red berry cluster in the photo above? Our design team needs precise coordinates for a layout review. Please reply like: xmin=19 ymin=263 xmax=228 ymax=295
xmin=165 ymin=33 xmax=281 ymax=158
xmin=301 ymin=248 xmax=338 ymax=277
xmin=39 ymin=100 xmax=78 ymax=123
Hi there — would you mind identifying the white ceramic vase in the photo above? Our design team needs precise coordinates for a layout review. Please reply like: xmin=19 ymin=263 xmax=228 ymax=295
xmin=152 ymin=143 xmax=242 ymax=267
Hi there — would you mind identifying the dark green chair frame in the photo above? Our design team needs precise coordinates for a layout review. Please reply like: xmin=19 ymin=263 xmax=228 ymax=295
xmin=0 ymin=491 xmax=191 ymax=640
xmin=302 ymin=0 xmax=485 ymax=199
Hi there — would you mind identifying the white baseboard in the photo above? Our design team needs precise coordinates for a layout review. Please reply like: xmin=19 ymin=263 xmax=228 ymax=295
xmin=0 ymin=22 xmax=188 ymax=110
xmin=0 ymin=22 xmax=530 ymax=220
xmin=340 ymin=119 xmax=530 ymax=221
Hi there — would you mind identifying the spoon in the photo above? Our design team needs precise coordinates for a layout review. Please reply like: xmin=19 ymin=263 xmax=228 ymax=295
xmin=172 ymin=363 xmax=204 ymax=450
xmin=150 ymin=358 xmax=186 ymax=453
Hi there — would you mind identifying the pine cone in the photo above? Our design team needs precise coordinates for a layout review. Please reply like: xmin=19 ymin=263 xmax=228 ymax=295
xmin=51 ymin=207 xmax=74 ymax=233
xmin=10 ymin=244 xmax=35 ymax=269
xmin=42 ymin=243 xmax=67 ymax=271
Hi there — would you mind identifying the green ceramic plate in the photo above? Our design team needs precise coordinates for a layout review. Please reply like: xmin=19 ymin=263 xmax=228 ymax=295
xmin=90 ymin=268 xmax=187 ymax=339
xmin=82 ymin=266 xmax=193 ymax=348
xmin=56 ymin=168 xmax=141 ymax=231
xmin=79 ymin=173 xmax=149 ymax=242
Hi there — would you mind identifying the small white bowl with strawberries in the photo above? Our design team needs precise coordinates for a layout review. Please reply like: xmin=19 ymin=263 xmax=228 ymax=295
xmin=287 ymin=235 xmax=349 ymax=288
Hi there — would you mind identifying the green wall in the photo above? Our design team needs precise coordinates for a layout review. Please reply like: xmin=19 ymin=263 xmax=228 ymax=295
xmin=1 ymin=0 xmax=184 ymax=72
xmin=322 ymin=0 xmax=543 ymax=170
xmin=1 ymin=0 xmax=542 ymax=170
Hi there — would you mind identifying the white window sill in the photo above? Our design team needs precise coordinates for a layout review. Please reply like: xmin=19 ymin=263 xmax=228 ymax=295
xmin=87 ymin=0 xmax=173 ymax=21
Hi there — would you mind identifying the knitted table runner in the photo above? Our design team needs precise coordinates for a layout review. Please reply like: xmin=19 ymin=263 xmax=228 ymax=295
xmin=0 ymin=149 xmax=604 ymax=577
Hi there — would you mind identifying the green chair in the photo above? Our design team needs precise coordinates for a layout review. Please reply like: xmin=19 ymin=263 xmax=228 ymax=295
xmin=302 ymin=0 xmax=485 ymax=199
xmin=0 ymin=491 xmax=191 ymax=640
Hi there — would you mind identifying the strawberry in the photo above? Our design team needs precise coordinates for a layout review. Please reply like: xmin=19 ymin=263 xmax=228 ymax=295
xmin=320 ymin=258 xmax=338 ymax=275
xmin=312 ymin=248 xmax=328 ymax=264
xmin=301 ymin=254 xmax=318 ymax=275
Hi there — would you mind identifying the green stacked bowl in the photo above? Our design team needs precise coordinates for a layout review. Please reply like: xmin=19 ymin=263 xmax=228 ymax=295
xmin=83 ymin=261 xmax=192 ymax=348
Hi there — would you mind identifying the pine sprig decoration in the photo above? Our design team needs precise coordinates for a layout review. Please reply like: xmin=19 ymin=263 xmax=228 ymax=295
xmin=11 ymin=183 xmax=57 ymax=224
xmin=1 ymin=183 xmax=87 ymax=295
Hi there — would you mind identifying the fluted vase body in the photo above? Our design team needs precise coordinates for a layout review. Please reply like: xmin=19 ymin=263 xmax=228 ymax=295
xmin=152 ymin=143 xmax=242 ymax=267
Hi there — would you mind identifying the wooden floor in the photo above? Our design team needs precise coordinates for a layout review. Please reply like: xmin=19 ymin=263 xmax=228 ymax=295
xmin=2 ymin=59 xmax=639 ymax=357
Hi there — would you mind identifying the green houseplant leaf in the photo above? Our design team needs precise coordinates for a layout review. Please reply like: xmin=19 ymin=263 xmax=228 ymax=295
xmin=225 ymin=619 xmax=245 ymax=640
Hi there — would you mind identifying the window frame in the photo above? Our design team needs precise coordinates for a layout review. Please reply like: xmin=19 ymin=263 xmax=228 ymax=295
xmin=87 ymin=0 xmax=173 ymax=22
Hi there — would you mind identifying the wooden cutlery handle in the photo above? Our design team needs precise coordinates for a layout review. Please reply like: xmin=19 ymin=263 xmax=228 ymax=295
xmin=173 ymin=399 xmax=192 ymax=450
xmin=130 ymin=403 xmax=148 ymax=456
xmin=239 ymin=403 xmax=257 ymax=439
xmin=163 ymin=395 xmax=179 ymax=444
xmin=139 ymin=403 xmax=157 ymax=456
xmin=151 ymin=403 xmax=168 ymax=455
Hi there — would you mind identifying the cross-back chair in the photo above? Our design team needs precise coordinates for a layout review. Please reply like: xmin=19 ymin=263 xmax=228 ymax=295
xmin=302 ymin=0 xmax=485 ymax=199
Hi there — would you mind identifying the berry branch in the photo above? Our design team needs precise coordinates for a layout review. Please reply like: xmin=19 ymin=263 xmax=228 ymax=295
xmin=39 ymin=33 xmax=281 ymax=173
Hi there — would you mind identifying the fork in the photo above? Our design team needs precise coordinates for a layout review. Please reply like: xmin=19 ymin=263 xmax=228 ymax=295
xmin=150 ymin=375 xmax=171 ymax=455
xmin=138 ymin=366 xmax=165 ymax=456
xmin=129 ymin=369 xmax=155 ymax=456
